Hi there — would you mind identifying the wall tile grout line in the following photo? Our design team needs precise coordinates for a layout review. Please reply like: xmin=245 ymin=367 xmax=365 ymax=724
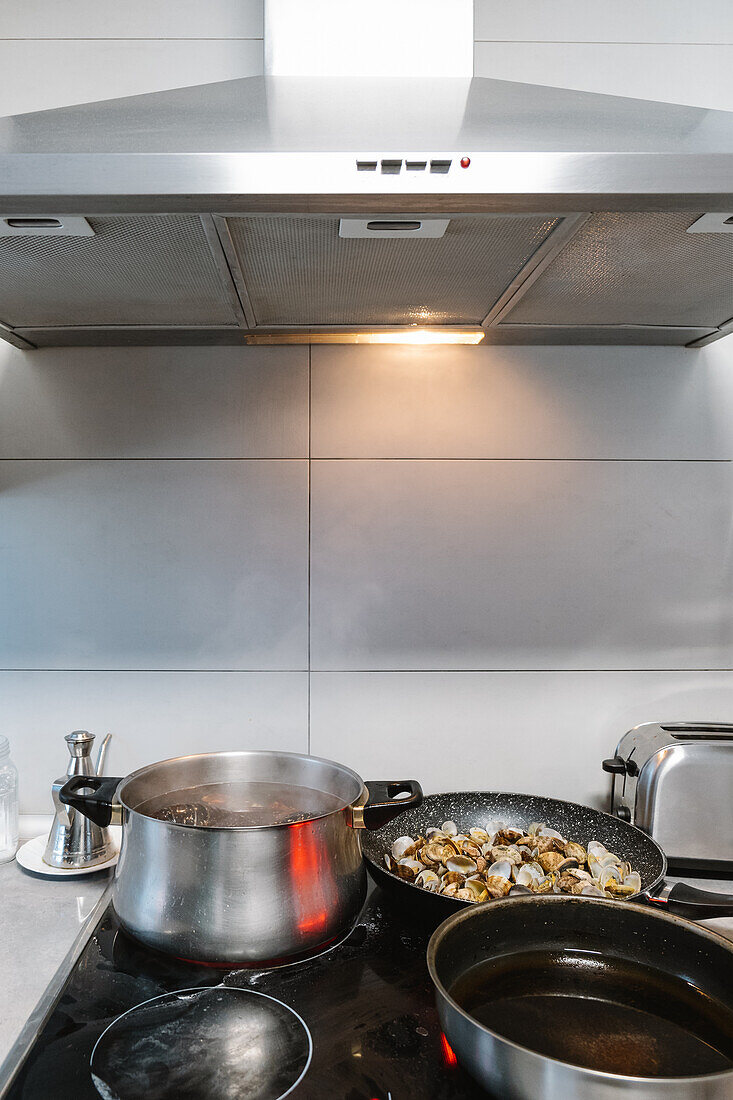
xmin=473 ymin=40 xmax=733 ymax=47
xmin=308 ymin=458 xmax=733 ymax=464
xmin=0 ymin=38 xmax=265 ymax=42
xmin=2 ymin=668 xmax=731 ymax=674
xmin=1 ymin=458 xmax=730 ymax=464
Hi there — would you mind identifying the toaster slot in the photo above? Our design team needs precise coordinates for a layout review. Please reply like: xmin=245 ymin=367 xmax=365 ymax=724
xmin=661 ymin=722 xmax=733 ymax=741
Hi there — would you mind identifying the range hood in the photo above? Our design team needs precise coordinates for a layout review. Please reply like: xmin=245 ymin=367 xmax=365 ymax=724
xmin=2 ymin=74 xmax=733 ymax=349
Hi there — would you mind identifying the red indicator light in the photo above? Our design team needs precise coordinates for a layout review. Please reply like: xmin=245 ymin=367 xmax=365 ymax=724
xmin=440 ymin=1033 xmax=458 ymax=1067
xmin=460 ymin=156 xmax=471 ymax=168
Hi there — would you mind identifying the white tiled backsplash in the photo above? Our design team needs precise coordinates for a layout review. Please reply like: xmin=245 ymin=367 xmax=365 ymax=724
xmin=4 ymin=0 xmax=733 ymax=812
xmin=3 ymin=340 xmax=733 ymax=812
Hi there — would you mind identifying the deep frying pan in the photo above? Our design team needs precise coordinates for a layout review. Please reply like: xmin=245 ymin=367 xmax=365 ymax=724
xmin=361 ymin=790 xmax=733 ymax=920
xmin=428 ymin=895 xmax=733 ymax=1099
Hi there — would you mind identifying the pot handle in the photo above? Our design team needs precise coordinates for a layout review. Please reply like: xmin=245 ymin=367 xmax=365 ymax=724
xmin=351 ymin=780 xmax=423 ymax=830
xmin=646 ymin=882 xmax=733 ymax=920
xmin=59 ymin=774 xmax=124 ymax=827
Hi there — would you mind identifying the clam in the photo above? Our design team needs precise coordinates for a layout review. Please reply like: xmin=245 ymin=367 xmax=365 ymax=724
xmin=557 ymin=871 xmax=581 ymax=892
xmin=441 ymin=820 xmax=458 ymax=835
xmin=423 ymin=841 xmax=449 ymax=864
xmin=605 ymin=880 xmax=636 ymax=897
xmin=598 ymin=865 xmax=622 ymax=887
xmin=464 ymin=877 xmax=489 ymax=902
xmin=415 ymin=868 xmax=440 ymax=892
xmin=469 ymin=827 xmax=490 ymax=845
xmin=580 ymin=883 xmax=606 ymax=897
xmin=446 ymin=855 xmax=477 ymax=876
xmin=391 ymin=836 xmax=415 ymax=860
xmin=538 ymin=851 xmax=565 ymax=873
xmin=516 ymin=864 xmax=542 ymax=887
xmin=532 ymin=835 xmax=559 ymax=856
xmin=490 ymin=844 xmax=522 ymax=865
xmin=483 ymin=874 xmax=512 ymax=899
xmin=487 ymin=859 xmax=513 ymax=879
xmin=624 ymin=871 xmax=642 ymax=893
xmin=564 ymin=841 xmax=586 ymax=863
xmin=493 ymin=828 xmax=525 ymax=846
xmin=509 ymin=883 xmax=533 ymax=896
xmin=396 ymin=858 xmax=423 ymax=881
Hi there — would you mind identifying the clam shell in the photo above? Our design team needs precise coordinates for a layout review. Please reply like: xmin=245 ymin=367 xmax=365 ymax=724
xmin=446 ymin=855 xmax=477 ymax=875
xmin=598 ymin=865 xmax=622 ymax=887
xmin=441 ymin=820 xmax=458 ymax=835
xmin=415 ymin=869 xmax=440 ymax=891
xmin=391 ymin=836 xmax=415 ymax=860
xmin=464 ymin=876 xmax=489 ymax=901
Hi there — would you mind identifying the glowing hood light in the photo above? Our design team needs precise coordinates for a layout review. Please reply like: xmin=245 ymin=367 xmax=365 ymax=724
xmin=245 ymin=327 xmax=485 ymax=346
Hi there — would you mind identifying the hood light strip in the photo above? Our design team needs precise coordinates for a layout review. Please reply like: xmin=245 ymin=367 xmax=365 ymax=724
xmin=245 ymin=328 xmax=485 ymax=346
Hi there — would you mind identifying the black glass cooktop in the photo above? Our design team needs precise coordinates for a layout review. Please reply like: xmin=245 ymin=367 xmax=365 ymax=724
xmin=5 ymin=884 xmax=487 ymax=1099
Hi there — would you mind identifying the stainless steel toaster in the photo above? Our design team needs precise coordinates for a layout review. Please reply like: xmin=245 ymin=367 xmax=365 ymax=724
xmin=603 ymin=722 xmax=733 ymax=870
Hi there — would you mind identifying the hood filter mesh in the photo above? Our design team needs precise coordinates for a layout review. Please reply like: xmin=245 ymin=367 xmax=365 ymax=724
xmin=0 ymin=215 xmax=237 ymax=328
xmin=226 ymin=215 xmax=559 ymax=326
xmin=505 ymin=212 xmax=733 ymax=329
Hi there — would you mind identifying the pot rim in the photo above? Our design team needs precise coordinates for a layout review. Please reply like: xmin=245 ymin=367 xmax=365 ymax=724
xmin=427 ymin=894 xmax=733 ymax=1087
xmin=117 ymin=748 xmax=366 ymax=832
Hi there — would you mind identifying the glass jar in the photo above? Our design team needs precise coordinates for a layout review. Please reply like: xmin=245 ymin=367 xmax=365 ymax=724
xmin=0 ymin=736 xmax=19 ymax=863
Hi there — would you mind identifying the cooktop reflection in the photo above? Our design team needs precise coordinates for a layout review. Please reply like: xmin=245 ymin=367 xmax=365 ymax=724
xmin=90 ymin=986 xmax=312 ymax=1100
xmin=4 ymin=884 xmax=486 ymax=1099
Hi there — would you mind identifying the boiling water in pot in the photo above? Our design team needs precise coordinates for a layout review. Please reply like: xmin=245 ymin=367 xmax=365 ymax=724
xmin=136 ymin=781 xmax=344 ymax=828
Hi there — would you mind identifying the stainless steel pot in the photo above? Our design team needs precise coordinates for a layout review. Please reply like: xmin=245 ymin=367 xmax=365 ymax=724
xmin=60 ymin=750 xmax=422 ymax=964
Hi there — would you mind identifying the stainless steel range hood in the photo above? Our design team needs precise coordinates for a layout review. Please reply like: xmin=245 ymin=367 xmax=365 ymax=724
xmin=2 ymin=74 xmax=733 ymax=349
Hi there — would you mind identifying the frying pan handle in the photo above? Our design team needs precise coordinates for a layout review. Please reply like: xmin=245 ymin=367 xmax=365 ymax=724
xmin=350 ymin=780 xmax=423 ymax=830
xmin=646 ymin=882 xmax=733 ymax=919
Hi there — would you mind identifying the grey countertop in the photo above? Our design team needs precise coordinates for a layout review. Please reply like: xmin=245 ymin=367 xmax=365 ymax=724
xmin=0 ymin=850 xmax=731 ymax=1091
xmin=0 ymin=854 xmax=112 ymax=1075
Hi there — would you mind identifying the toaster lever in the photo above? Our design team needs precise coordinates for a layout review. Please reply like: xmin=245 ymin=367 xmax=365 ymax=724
xmin=602 ymin=755 xmax=639 ymax=776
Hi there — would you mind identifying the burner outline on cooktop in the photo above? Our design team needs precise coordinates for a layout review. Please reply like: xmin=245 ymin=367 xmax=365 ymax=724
xmin=89 ymin=984 xmax=313 ymax=1100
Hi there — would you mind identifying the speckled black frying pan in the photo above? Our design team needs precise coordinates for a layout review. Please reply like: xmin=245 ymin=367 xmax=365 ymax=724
xmin=361 ymin=790 xmax=733 ymax=922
